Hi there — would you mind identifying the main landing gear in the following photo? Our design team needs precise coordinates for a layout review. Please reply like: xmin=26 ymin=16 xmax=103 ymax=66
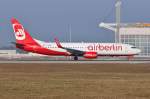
xmin=74 ymin=56 xmax=78 ymax=61
xmin=127 ymin=56 xmax=134 ymax=61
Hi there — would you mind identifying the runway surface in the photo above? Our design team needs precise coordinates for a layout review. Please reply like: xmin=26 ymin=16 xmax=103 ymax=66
xmin=0 ymin=60 xmax=149 ymax=64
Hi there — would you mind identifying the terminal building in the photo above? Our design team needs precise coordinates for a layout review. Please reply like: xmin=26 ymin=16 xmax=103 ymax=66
xmin=0 ymin=50 xmax=16 ymax=55
xmin=99 ymin=0 xmax=150 ymax=58
xmin=100 ymin=23 xmax=150 ymax=57
xmin=120 ymin=24 xmax=150 ymax=57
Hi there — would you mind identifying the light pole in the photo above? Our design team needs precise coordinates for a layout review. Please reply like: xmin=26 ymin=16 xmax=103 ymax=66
xmin=115 ymin=0 xmax=121 ymax=43
xmin=69 ymin=24 xmax=72 ymax=60
xmin=69 ymin=24 xmax=72 ymax=42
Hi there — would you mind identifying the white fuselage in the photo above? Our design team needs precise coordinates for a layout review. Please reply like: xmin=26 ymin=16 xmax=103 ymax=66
xmin=35 ymin=39 xmax=141 ymax=56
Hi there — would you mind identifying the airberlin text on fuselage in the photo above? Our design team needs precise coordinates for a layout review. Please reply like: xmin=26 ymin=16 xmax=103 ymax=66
xmin=87 ymin=44 xmax=123 ymax=51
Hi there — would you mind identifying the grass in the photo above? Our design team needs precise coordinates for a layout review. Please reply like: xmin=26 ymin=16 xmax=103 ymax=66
xmin=0 ymin=63 xmax=149 ymax=99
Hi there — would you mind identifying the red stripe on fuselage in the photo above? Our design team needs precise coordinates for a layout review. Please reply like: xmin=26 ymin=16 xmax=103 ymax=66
xmin=21 ymin=45 xmax=69 ymax=56
xmin=97 ymin=54 xmax=138 ymax=56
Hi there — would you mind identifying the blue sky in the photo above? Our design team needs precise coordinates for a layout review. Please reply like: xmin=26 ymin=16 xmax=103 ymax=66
xmin=0 ymin=0 xmax=149 ymax=47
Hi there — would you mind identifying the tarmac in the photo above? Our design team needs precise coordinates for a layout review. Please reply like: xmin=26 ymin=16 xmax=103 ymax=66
xmin=0 ymin=60 xmax=149 ymax=64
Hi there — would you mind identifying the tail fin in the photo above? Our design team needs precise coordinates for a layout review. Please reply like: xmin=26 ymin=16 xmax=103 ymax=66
xmin=11 ymin=18 xmax=38 ymax=45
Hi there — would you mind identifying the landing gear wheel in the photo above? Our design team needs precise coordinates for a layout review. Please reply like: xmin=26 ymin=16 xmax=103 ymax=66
xmin=74 ymin=56 xmax=78 ymax=61
xmin=127 ymin=56 xmax=134 ymax=61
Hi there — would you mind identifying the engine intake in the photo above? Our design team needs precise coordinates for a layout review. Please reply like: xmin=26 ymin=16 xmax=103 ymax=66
xmin=83 ymin=52 xmax=98 ymax=59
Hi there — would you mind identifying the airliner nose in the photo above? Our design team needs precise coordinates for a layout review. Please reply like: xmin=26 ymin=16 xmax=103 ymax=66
xmin=136 ymin=49 xmax=141 ymax=54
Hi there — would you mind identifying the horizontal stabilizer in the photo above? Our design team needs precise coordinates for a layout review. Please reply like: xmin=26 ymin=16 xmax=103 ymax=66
xmin=11 ymin=42 xmax=25 ymax=47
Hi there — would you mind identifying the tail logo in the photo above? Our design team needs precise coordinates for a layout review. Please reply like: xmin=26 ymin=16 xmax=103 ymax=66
xmin=15 ymin=29 xmax=26 ymax=40
xmin=13 ymin=24 xmax=26 ymax=40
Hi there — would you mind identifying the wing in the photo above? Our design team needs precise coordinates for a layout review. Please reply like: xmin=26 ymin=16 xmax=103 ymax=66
xmin=54 ymin=38 xmax=84 ymax=56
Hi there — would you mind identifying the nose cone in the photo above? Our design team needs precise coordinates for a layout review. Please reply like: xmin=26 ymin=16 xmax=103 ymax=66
xmin=136 ymin=49 xmax=141 ymax=54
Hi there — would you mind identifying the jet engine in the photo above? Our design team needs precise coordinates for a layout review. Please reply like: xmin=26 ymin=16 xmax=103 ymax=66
xmin=83 ymin=52 xmax=98 ymax=59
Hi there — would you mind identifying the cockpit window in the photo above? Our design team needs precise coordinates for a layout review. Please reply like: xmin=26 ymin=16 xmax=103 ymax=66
xmin=131 ymin=47 xmax=137 ymax=49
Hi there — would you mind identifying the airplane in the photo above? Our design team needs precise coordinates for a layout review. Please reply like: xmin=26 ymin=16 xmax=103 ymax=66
xmin=11 ymin=18 xmax=141 ymax=60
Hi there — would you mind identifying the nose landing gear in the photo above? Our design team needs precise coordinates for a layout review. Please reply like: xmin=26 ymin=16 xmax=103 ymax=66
xmin=127 ymin=55 xmax=134 ymax=61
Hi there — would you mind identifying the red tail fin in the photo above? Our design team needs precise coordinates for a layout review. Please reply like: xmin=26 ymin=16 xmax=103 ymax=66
xmin=11 ymin=18 xmax=38 ymax=45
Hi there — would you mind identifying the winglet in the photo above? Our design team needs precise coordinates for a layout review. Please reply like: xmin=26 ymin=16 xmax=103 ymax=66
xmin=54 ymin=38 xmax=63 ymax=48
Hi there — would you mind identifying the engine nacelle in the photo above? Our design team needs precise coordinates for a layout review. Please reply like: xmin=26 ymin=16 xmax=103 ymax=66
xmin=83 ymin=52 xmax=98 ymax=59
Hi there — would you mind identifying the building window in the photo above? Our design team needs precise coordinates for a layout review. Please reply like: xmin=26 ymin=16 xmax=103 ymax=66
xmin=120 ymin=34 xmax=150 ymax=57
